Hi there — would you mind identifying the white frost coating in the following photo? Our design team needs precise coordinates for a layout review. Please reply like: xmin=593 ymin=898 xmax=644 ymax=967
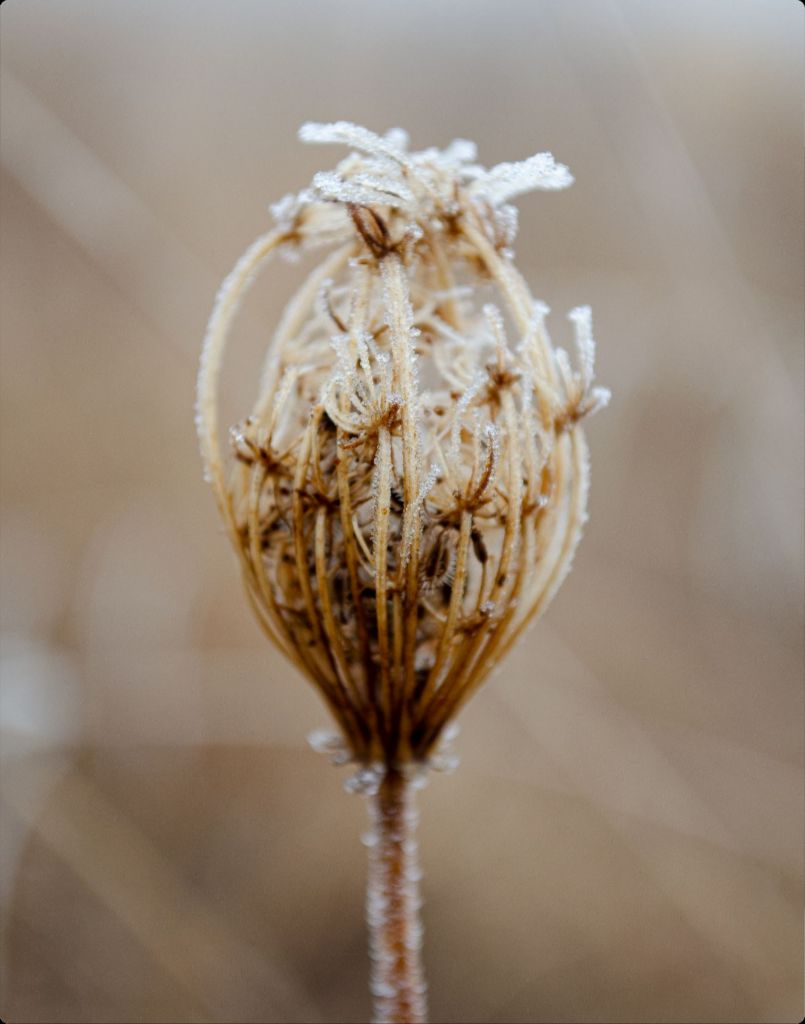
xmin=383 ymin=127 xmax=410 ymax=152
xmin=346 ymin=764 xmax=386 ymax=796
xmin=427 ymin=722 xmax=461 ymax=775
xmin=542 ymin=307 xmax=611 ymax=419
xmin=314 ymin=277 xmax=336 ymax=323
xmin=416 ymin=462 xmax=441 ymax=509
xmin=482 ymin=420 xmax=500 ymax=487
xmin=588 ymin=384 xmax=612 ymax=414
xmin=495 ymin=203 xmax=519 ymax=247
xmin=517 ymin=298 xmax=552 ymax=357
xmin=312 ymin=170 xmax=413 ymax=209
xmin=307 ymin=727 xmax=351 ymax=765
xmin=440 ymin=138 xmax=477 ymax=164
xmin=482 ymin=301 xmax=503 ymax=330
xmin=568 ymin=307 xmax=612 ymax=416
xmin=568 ymin=305 xmax=595 ymax=388
xmin=447 ymin=372 xmax=485 ymax=470
xmin=300 ymin=121 xmax=412 ymax=169
xmin=554 ymin=347 xmax=575 ymax=397
xmin=299 ymin=120 xmax=574 ymax=252
xmin=399 ymin=460 xmax=442 ymax=571
xmin=467 ymin=151 xmax=574 ymax=202
xmin=269 ymin=189 xmax=311 ymax=231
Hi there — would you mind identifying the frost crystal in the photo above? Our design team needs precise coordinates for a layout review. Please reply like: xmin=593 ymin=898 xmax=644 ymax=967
xmin=308 ymin=728 xmax=351 ymax=765
xmin=467 ymin=151 xmax=574 ymax=202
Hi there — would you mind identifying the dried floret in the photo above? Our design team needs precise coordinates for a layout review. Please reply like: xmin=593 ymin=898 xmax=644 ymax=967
xmin=197 ymin=122 xmax=609 ymax=1024
xmin=197 ymin=121 xmax=607 ymax=768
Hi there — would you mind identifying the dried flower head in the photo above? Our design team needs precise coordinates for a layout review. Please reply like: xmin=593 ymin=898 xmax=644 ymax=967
xmin=197 ymin=121 xmax=608 ymax=773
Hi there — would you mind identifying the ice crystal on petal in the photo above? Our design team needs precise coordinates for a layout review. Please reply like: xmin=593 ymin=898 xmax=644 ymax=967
xmin=308 ymin=728 xmax=351 ymax=765
xmin=568 ymin=305 xmax=595 ymax=387
xmin=483 ymin=421 xmax=500 ymax=474
xmin=427 ymin=722 xmax=461 ymax=774
xmin=554 ymin=347 xmax=574 ymax=394
xmin=495 ymin=203 xmax=519 ymax=247
xmin=383 ymin=127 xmax=410 ymax=152
xmin=441 ymin=138 xmax=478 ymax=164
xmin=428 ymin=750 xmax=460 ymax=774
xmin=482 ymin=302 xmax=506 ymax=341
xmin=345 ymin=763 xmax=385 ymax=795
xmin=312 ymin=170 xmax=413 ymax=209
xmin=448 ymin=373 xmax=485 ymax=464
xmin=588 ymin=385 xmax=612 ymax=415
xmin=300 ymin=121 xmax=410 ymax=170
xmin=469 ymin=152 xmax=574 ymax=203
xmin=417 ymin=462 xmax=442 ymax=507
xmin=269 ymin=192 xmax=302 ymax=229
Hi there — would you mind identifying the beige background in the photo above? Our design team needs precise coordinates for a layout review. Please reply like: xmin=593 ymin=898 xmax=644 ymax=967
xmin=1 ymin=1 xmax=802 ymax=1021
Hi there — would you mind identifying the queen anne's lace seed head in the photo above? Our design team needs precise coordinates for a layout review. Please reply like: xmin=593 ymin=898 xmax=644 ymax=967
xmin=197 ymin=121 xmax=608 ymax=769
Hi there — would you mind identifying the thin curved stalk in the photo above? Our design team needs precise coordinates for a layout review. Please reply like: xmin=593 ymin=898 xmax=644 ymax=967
xmin=197 ymin=228 xmax=287 ymax=530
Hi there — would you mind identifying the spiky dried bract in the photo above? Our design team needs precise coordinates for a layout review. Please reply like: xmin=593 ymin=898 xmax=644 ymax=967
xmin=197 ymin=121 xmax=608 ymax=770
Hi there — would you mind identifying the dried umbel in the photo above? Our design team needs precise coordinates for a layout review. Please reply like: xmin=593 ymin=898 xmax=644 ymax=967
xmin=197 ymin=122 xmax=608 ymax=1023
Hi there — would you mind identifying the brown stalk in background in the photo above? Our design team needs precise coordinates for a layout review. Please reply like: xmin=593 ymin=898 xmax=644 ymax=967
xmin=196 ymin=121 xmax=608 ymax=1024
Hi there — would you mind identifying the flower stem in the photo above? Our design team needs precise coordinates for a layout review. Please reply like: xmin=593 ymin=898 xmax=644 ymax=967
xmin=366 ymin=769 xmax=427 ymax=1024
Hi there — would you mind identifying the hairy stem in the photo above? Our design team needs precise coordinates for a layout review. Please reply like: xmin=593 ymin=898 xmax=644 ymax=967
xmin=366 ymin=770 xmax=427 ymax=1024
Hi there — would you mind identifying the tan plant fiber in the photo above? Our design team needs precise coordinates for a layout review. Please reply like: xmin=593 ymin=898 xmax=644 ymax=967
xmin=197 ymin=122 xmax=608 ymax=1023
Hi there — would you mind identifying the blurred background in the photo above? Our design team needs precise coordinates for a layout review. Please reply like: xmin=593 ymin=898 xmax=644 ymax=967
xmin=1 ymin=1 xmax=802 ymax=1021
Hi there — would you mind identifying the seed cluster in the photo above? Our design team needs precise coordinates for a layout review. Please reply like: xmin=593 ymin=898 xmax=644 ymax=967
xmin=197 ymin=122 xmax=608 ymax=768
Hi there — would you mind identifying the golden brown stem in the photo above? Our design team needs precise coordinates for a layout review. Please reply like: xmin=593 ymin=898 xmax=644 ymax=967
xmin=366 ymin=770 xmax=427 ymax=1024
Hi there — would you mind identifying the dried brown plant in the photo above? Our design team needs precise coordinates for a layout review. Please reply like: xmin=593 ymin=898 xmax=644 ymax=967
xmin=197 ymin=122 xmax=608 ymax=1024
